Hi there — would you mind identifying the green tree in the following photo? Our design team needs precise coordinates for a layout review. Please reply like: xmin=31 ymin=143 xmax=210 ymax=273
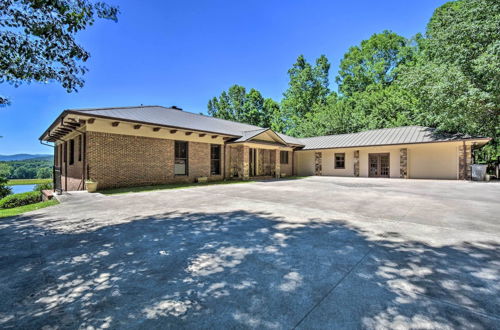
xmin=0 ymin=163 xmax=10 ymax=177
xmin=0 ymin=175 xmax=12 ymax=199
xmin=0 ymin=0 xmax=119 ymax=105
xmin=281 ymin=55 xmax=331 ymax=135
xmin=13 ymin=166 xmax=36 ymax=179
xmin=336 ymin=30 xmax=417 ymax=97
xmin=400 ymin=0 xmax=500 ymax=160
xmin=36 ymin=167 xmax=52 ymax=179
xmin=208 ymin=85 xmax=280 ymax=128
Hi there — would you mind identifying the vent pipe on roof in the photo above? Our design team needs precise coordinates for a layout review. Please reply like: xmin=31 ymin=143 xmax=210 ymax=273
xmin=171 ymin=105 xmax=183 ymax=111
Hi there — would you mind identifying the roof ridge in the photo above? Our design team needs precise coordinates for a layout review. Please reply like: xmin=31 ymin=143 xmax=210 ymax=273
xmin=67 ymin=105 xmax=162 ymax=112
xmin=69 ymin=105 xmax=264 ymax=130
xmin=299 ymin=126 xmax=431 ymax=140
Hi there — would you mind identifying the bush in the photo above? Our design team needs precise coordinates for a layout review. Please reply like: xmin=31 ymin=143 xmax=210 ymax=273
xmin=34 ymin=182 xmax=53 ymax=192
xmin=0 ymin=175 xmax=12 ymax=199
xmin=0 ymin=191 xmax=41 ymax=209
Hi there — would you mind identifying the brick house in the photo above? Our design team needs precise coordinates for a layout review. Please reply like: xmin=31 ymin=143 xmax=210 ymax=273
xmin=39 ymin=105 xmax=490 ymax=191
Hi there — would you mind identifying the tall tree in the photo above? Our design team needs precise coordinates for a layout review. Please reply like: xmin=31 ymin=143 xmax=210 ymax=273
xmin=400 ymin=0 xmax=500 ymax=160
xmin=281 ymin=55 xmax=331 ymax=135
xmin=208 ymin=85 xmax=280 ymax=129
xmin=0 ymin=0 xmax=119 ymax=105
xmin=336 ymin=30 xmax=416 ymax=97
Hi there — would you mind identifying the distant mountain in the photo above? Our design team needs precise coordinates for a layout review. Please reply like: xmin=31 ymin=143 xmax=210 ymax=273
xmin=0 ymin=154 xmax=52 ymax=161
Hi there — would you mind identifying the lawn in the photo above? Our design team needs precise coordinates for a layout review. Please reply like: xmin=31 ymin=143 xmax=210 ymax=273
xmin=100 ymin=176 xmax=307 ymax=195
xmin=100 ymin=180 xmax=255 ymax=195
xmin=7 ymin=178 xmax=52 ymax=185
xmin=0 ymin=200 xmax=59 ymax=218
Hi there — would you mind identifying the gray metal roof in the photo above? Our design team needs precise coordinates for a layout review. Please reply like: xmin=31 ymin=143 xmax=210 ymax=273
xmin=299 ymin=126 xmax=483 ymax=150
xmin=51 ymin=106 xmax=486 ymax=148
xmin=64 ymin=105 xmax=302 ymax=145
xmin=68 ymin=105 xmax=260 ymax=136
xmin=233 ymin=128 xmax=270 ymax=142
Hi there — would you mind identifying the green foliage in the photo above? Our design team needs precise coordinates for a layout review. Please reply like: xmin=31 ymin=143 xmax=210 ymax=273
xmin=206 ymin=0 xmax=499 ymax=162
xmin=0 ymin=175 xmax=12 ymax=199
xmin=336 ymin=30 xmax=417 ymax=97
xmin=34 ymin=182 xmax=53 ymax=192
xmin=0 ymin=191 xmax=41 ymax=209
xmin=280 ymin=55 xmax=331 ymax=135
xmin=0 ymin=200 xmax=58 ymax=218
xmin=399 ymin=0 xmax=500 ymax=161
xmin=208 ymin=85 xmax=281 ymax=128
xmin=36 ymin=167 xmax=52 ymax=179
xmin=0 ymin=0 xmax=119 ymax=105
xmin=0 ymin=157 xmax=52 ymax=180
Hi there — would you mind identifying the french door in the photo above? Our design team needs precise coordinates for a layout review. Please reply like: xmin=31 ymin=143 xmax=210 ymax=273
xmin=368 ymin=153 xmax=390 ymax=178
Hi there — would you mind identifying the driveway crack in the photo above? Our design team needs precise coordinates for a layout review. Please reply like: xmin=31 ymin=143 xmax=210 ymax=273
xmin=292 ymin=248 xmax=372 ymax=329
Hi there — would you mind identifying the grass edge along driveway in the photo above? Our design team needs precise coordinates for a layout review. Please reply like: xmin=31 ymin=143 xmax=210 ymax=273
xmin=0 ymin=199 xmax=59 ymax=219
xmin=100 ymin=176 xmax=307 ymax=195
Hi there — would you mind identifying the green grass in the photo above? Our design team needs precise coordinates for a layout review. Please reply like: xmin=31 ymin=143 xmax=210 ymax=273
xmin=100 ymin=176 xmax=309 ymax=195
xmin=100 ymin=180 xmax=255 ymax=195
xmin=0 ymin=200 xmax=59 ymax=219
xmin=7 ymin=178 xmax=52 ymax=185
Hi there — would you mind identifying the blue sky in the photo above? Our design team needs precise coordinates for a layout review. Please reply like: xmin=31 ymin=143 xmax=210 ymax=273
xmin=0 ymin=0 xmax=446 ymax=154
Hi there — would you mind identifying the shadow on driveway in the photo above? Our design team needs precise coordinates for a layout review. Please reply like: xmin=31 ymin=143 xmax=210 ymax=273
xmin=0 ymin=210 xmax=498 ymax=329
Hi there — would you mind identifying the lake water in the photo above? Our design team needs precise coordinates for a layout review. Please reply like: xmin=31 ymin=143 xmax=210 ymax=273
xmin=10 ymin=184 xmax=36 ymax=194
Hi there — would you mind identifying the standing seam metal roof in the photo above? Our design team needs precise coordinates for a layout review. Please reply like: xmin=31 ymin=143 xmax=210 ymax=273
xmin=47 ymin=106 xmax=487 ymax=148
xmin=298 ymin=126 xmax=483 ymax=150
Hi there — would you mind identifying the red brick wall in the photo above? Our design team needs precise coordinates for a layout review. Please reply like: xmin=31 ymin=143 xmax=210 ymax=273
xmin=86 ymin=131 xmax=223 ymax=190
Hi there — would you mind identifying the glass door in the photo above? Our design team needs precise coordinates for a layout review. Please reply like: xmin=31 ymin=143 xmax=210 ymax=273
xmin=368 ymin=153 xmax=390 ymax=177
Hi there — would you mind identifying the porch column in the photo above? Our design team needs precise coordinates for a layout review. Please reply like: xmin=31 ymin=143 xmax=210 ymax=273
xmin=400 ymin=148 xmax=408 ymax=179
xmin=353 ymin=150 xmax=360 ymax=177
xmin=315 ymin=152 xmax=322 ymax=175
xmin=242 ymin=145 xmax=250 ymax=180
xmin=275 ymin=149 xmax=281 ymax=178
xmin=458 ymin=142 xmax=472 ymax=180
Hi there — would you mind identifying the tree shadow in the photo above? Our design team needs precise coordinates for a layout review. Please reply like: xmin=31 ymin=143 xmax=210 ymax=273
xmin=0 ymin=210 xmax=498 ymax=329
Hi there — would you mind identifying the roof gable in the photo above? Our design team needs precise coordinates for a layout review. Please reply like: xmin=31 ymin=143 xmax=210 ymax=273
xmin=233 ymin=128 xmax=288 ymax=145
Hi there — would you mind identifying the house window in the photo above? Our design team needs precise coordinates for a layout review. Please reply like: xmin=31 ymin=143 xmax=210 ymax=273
xmin=174 ymin=141 xmax=188 ymax=175
xmin=78 ymin=135 xmax=82 ymax=162
xmin=280 ymin=151 xmax=289 ymax=164
xmin=211 ymin=144 xmax=221 ymax=175
xmin=69 ymin=139 xmax=75 ymax=165
xmin=335 ymin=153 xmax=345 ymax=169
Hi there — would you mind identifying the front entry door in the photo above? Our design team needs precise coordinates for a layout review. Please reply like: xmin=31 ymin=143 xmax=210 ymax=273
xmin=369 ymin=153 xmax=390 ymax=177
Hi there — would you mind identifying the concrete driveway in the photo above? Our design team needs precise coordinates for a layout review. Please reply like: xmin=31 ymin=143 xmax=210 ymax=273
xmin=1 ymin=177 xmax=499 ymax=329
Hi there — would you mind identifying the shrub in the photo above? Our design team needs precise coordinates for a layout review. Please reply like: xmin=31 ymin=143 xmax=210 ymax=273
xmin=0 ymin=191 xmax=41 ymax=209
xmin=0 ymin=175 xmax=12 ymax=199
xmin=34 ymin=182 xmax=53 ymax=192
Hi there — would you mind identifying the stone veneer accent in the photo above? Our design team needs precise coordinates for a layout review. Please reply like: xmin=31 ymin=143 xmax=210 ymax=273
xmin=353 ymin=150 xmax=360 ymax=177
xmin=458 ymin=142 xmax=472 ymax=180
xmin=314 ymin=152 xmax=322 ymax=175
xmin=275 ymin=149 xmax=281 ymax=178
xmin=400 ymin=148 xmax=408 ymax=179
xmin=243 ymin=145 xmax=250 ymax=180
xmin=86 ymin=131 xmax=223 ymax=189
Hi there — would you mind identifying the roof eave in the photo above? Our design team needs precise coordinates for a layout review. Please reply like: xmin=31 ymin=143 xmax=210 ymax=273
xmin=65 ymin=110 xmax=241 ymax=138
xmin=298 ymin=137 xmax=492 ymax=151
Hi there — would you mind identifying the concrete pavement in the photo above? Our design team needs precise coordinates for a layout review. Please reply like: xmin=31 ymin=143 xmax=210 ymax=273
xmin=1 ymin=177 xmax=499 ymax=329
